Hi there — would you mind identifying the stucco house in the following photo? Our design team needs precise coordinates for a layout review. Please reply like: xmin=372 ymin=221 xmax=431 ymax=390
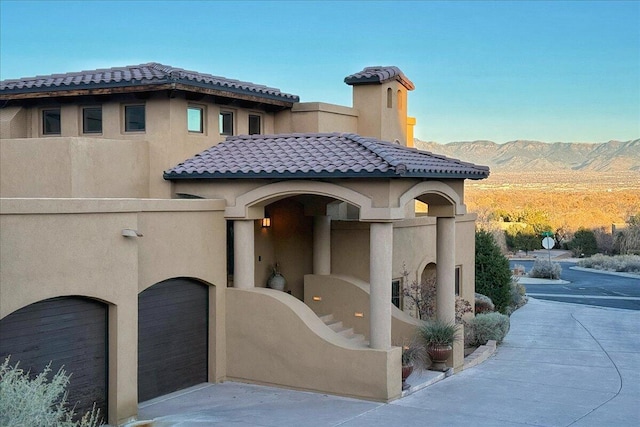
xmin=0 ymin=63 xmax=489 ymax=425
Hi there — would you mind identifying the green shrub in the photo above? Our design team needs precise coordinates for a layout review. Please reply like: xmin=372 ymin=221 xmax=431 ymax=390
xmin=465 ymin=312 xmax=511 ymax=346
xmin=578 ymin=254 xmax=640 ymax=273
xmin=529 ymin=259 xmax=562 ymax=279
xmin=0 ymin=357 xmax=102 ymax=427
xmin=475 ymin=230 xmax=512 ymax=313
xmin=474 ymin=293 xmax=495 ymax=314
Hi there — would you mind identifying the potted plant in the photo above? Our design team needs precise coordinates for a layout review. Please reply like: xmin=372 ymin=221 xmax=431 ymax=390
xmin=417 ymin=319 xmax=459 ymax=371
xmin=399 ymin=339 xmax=426 ymax=390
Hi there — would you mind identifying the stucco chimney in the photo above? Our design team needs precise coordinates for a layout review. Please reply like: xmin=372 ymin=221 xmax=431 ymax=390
xmin=344 ymin=66 xmax=415 ymax=146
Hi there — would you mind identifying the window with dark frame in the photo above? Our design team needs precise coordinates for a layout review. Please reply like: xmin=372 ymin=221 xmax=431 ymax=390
xmin=42 ymin=109 xmax=61 ymax=135
xmin=455 ymin=266 xmax=461 ymax=296
xmin=83 ymin=107 xmax=102 ymax=134
xmin=248 ymin=114 xmax=261 ymax=135
xmin=125 ymin=105 xmax=145 ymax=132
xmin=391 ymin=279 xmax=402 ymax=309
xmin=219 ymin=111 xmax=233 ymax=135
xmin=187 ymin=106 xmax=204 ymax=133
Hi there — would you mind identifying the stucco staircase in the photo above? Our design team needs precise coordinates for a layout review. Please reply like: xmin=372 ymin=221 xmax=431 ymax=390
xmin=319 ymin=314 xmax=368 ymax=346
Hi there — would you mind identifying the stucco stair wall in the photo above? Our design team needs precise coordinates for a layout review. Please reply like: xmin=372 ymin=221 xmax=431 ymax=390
xmin=225 ymin=287 xmax=401 ymax=402
xmin=304 ymin=274 xmax=423 ymax=345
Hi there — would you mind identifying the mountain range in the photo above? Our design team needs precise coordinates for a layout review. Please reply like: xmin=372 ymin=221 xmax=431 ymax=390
xmin=414 ymin=139 xmax=640 ymax=173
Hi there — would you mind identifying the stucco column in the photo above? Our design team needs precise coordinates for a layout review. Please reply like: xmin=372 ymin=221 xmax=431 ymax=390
xmin=369 ymin=222 xmax=393 ymax=350
xmin=313 ymin=215 xmax=331 ymax=275
xmin=436 ymin=217 xmax=456 ymax=323
xmin=234 ymin=220 xmax=255 ymax=289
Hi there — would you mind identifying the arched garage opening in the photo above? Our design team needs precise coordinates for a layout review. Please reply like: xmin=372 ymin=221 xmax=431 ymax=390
xmin=0 ymin=296 xmax=108 ymax=418
xmin=138 ymin=278 xmax=209 ymax=402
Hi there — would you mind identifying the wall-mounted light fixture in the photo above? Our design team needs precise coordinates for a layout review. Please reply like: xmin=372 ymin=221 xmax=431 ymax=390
xmin=261 ymin=217 xmax=271 ymax=228
xmin=122 ymin=228 xmax=143 ymax=238
xmin=354 ymin=312 xmax=364 ymax=318
xmin=312 ymin=296 xmax=322 ymax=302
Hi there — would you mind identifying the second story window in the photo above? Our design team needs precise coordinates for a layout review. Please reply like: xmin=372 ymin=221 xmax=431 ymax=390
xmin=187 ymin=106 xmax=204 ymax=133
xmin=219 ymin=111 xmax=233 ymax=136
xmin=125 ymin=105 xmax=145 ymax=132
xmin=248 ymin=114 xmax=261 ymax=135
xmin=42 ymin=108 xmax=61 ymax=135
xmin=83 ymin=107 xmax=102 ymax=134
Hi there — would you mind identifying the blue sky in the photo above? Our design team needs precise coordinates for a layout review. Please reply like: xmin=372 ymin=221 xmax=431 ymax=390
xmin=1 ymin=0 xmax=638 ymax=143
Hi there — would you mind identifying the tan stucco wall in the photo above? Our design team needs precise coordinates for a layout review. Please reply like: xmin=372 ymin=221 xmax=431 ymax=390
xmin=274 ymin=102 xmax=358 ymax=134
xmin=0 ymin=137 xmax=148 ymax=198
xmin=225 ymin=287 xmax=401 ymax=401
xmin=0 ymin=198 xmax=226 ymax=425
xmin=455 ymin=213 xmax=478 ymax=304
xmin=3 ymin=97 xmax=278 ymax=199
xmin=0 ymin=106 xmax=28 ymax=139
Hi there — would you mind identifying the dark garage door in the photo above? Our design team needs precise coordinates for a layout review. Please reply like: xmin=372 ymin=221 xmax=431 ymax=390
xmin=0 ymin=297 xmax=108 ymax=418
xmin=138 ymin=278 xmax=208 ymax=402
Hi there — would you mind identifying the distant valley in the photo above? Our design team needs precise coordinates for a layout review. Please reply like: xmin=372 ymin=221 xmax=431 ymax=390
xmin=414 ymin=139 xmax=640 ymax=230
xmin=414 ymin=139 xmax=640 ymax=173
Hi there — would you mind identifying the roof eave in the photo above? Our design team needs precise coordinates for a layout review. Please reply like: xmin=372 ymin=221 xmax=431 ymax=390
xmin=163 ymin=170 xmax=490 ymax=181
xmin=1 ymin=80 xmax=299 ymax=106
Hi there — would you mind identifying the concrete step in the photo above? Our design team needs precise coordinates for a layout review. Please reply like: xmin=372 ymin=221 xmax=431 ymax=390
xmin=318 ymin=314 xmax=334 ymax=323
xmin=327 ymin=320 xmax=346 ymax=333
xmin=319 ymin=313 xmax=367 ymax=344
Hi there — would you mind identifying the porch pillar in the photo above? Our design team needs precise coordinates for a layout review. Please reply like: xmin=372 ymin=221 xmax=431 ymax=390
xmin=234 ymin=219 xmax=255 ymax=289
xmin=436 ymin=217 xmax=456 ymax=323
xmin=369 ymin=222 xmax=393 ymax=349
xmin=313 ymin=215 xmax=331 ymax=275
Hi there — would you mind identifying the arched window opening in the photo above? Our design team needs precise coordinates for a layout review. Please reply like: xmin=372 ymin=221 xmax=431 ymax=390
xmin=386 ymin=88 xmax=393 ymax=108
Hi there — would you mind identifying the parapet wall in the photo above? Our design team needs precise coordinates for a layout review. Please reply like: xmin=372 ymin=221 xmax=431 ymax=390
xmin=226 ymin=287 xmax=401 ymax=401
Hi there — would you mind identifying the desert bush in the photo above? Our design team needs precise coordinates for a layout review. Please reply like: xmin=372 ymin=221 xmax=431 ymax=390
xmin=474 ymin=293 xmax=495 ymax=314
xmin=578 ymin=254 xmax=640 ymax=273
xmin=0 ymin=357 xmax=102 ymax=427
xmin=464 ymin=312 xmax=511 ymax=347
xmin=455 ymin=296 xmax=473 ymax=323
xmin=402 ymin=268 xmax=473 ymax=322
xmin=529 ymin=259 xmax=562 ymax=279
xmin=509 ymin=280 xmax=528 ymax=313
xmin=402 ymin=272 xmax=436 ymax=320
xmin=614 ymin=224 xmax=640 ymax=255
xmin=593 ymin=227 xmax=615 ymax=254
xmin=475 ymin=230 xmax=512 ymax=313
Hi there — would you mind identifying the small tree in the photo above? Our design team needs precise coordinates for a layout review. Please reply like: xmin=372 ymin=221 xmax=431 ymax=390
xmin=568 ymin=228 xmax=598 ymax=257
xmin=513 ymin=230 xmax=540 ymax=255
xmin=475 ymin=230 xmax=512 ymax=313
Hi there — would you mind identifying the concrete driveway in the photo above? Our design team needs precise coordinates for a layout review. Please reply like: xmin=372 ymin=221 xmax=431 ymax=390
xmin=135 ymin=298 xmax=640 ymax=426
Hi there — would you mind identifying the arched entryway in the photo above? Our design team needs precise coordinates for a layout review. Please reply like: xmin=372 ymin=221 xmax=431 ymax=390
xmin=138 ymin=278 xmax=209 ymax=402
xmin=0 ymin=296 xmax=108 ymax=417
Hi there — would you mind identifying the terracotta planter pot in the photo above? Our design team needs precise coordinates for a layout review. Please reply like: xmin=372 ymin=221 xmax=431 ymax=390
xmin=401 ymin=364 xmax=414 ymax=390
xmin=427 ymin=344 xmax=452 ymax=371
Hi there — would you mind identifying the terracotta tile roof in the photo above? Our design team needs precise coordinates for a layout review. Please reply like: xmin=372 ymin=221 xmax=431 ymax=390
xmin=164 ymin=133 xmax=489 ymax=180
xmin=0 ymin=63 xmax=299 ymax=103
xmin=344 ymin=66 xmax=415 ymax=91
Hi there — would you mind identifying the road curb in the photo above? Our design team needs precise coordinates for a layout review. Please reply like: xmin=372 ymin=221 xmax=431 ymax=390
xmin=569 ymin=266 xmax=640 ymax=279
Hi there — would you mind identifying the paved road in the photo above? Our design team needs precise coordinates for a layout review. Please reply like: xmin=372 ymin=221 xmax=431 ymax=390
xmin=510 ymin=260 xmax=640 ymax=310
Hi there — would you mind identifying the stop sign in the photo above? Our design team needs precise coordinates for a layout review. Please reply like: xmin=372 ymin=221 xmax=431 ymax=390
xmin=542 ymin=236 xmax=555 ymax=250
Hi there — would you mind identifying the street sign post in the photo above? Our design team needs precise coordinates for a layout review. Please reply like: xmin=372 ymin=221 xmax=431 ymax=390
xmin=541 ymin=236 xmax=556 ymax=279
